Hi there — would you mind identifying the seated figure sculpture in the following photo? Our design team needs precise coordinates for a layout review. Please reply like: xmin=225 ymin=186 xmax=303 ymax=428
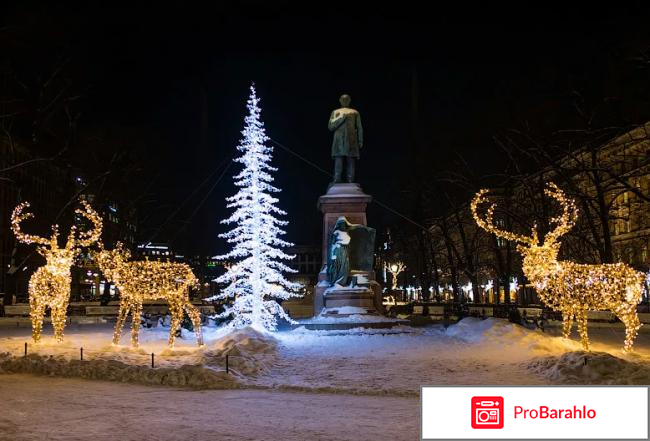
xmin=326 ymin=217 xmax=376 ymax=288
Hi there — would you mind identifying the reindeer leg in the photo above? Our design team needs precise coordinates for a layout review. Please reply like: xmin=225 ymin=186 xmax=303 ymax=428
xmin=620 ymin=308 xmax=641 ymax=352
xmin=51 ymin=297 xmax=69 ymax=343
xmin=185 ymin=303 xmax=204 ymax=347
xmin=576 ymin=309 xmax=590 ymax=351
xmin=130 ymin=302 xmax=143 ymax=348
xmin=561 ymin=311 xmax=574 ymax=339
xmin=112 ymin=299 xmax=130 ymax=345
xmin=168 ymin=302 xmax=183 ymax=348
xmin=29 ymin=295 xmax=45 ymax=343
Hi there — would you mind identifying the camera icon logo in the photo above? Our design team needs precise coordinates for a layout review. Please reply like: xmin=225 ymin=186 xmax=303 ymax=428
xmin=471 ymin=396 xmax=504 ymax=429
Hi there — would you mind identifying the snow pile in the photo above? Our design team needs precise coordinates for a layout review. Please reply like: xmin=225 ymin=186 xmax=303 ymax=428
xmin=526 ymin=351 xmax=650 ymax=385
xmin=203 ymin=327 xmax=278 ymax=377
xmin=445 ymin=317 xmax=580 ymax=353
xmin=445 ymin=317 xmax=502 ymax=343
xmin=0 ymin=326 xmax=280 ymax=389
xmin=0 ymin=352 xmax=237 ymax=388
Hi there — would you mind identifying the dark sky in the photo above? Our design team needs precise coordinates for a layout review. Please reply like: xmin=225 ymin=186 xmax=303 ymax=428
xmin=3 ymin=2 xmax=650 ymax=255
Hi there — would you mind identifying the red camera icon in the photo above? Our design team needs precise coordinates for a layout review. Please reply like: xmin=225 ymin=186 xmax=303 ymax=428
xmin=471 ymin=396 xmax=504 ymax=429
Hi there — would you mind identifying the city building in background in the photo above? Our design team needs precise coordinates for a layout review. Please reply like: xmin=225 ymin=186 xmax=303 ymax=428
xmin=1 ymin=137 xmax=71 ymax=304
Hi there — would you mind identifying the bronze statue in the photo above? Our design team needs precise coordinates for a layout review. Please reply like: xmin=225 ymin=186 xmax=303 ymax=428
xmin=326 ymin=217 xmax=376 ymax=288
xmin=328 ymin=94 xmax=363 ymax=183
xmin=327 ymin=217 xmax=352 ymax=286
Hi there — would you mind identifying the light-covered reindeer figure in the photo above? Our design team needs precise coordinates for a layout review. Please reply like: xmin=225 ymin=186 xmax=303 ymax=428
xmin=471 ymin=183 xmax=644 ymax=351
xmin=11 ymin=200 xmax=103 ymax=342
xmin=95 ymin=242 xmax=203 ymax=348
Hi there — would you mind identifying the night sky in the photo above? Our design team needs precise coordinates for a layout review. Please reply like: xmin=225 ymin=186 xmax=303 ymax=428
xmin=3 ymin=2 xmax=650 ymax=255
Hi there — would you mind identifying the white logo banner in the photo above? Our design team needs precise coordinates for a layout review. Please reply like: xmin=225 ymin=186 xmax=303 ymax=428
xmin=421 ymin=386 xmax=648 ymax=440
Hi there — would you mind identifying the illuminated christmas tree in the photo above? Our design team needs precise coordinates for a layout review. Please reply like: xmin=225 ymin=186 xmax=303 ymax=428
xmin=210 ymin=84 xmax=301 ymax=331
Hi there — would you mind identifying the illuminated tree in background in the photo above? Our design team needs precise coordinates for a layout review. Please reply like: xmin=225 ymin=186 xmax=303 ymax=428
xmin=209 ymin=85 xmax=301 ymax=331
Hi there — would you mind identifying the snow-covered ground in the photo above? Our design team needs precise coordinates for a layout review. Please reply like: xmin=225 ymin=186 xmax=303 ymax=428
xmin=1 ymin=318 xmax=650 ymax=440
xmin=1 ymin=317 xmax=649 ymax=394
xmin=0 ymin=374 xmax=418 ymax=441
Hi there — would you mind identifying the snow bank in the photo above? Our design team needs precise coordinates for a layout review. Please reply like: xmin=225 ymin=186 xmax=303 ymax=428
xmin=0 ymin=326 xmax=279 ymax=389
xmin=445 ymin=317 xmax=580 ymax=353
xmin=203 ymin=327 xmax=277 ymax=377
xmin=526 ymin=351 xmax=650 ymax=385
xmin=445 ymin=317 xmax=502 ymax=342
xmin=0 ymin=352 xmax=237 ymax=388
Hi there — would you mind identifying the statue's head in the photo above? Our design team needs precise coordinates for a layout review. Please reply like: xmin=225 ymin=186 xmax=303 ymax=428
xmin=339 ymin=94 xmax=351 ymax=107
xmin=334 ymin=216 xmax=350 ymax=231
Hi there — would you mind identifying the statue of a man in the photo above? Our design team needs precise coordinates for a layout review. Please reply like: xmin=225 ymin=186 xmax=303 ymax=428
xmin=328 ymin=94 xmax=363 ymax=183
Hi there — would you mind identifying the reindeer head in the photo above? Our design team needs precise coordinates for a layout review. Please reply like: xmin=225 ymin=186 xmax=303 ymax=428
xmin=471 ymin=182 xmax=578 ymax=266
xmin=11 ymin=200 xmax=103 ymax=269
xmin=66 ymin=199 xmax=104 ymax=251
xmin=94 ymin=241 xmax=131 ymax=282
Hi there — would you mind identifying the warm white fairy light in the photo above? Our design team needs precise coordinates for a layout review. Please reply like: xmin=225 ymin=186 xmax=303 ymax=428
xmin=472 ymin=182 xmax=644 ymax=351
xmin=95 ymin=242 xmax=203 ymax=348
xmin=11 ymin=200 xmax=103 ymax=342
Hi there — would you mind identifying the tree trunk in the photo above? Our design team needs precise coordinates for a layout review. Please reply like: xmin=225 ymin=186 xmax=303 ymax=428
xmin=504 ymin=241 xmax=513 ymax=304
xmin=440 ymin=218 xmax=461 ymax=303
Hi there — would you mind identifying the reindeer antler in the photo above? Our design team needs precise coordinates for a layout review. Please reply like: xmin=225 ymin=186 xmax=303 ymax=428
xmin=543 ymin=182 xmax=578 ymax=244
xmin=69 ymin=199 xmax=103 ymax=248
xmin=471 ymin=189 xmax=538 ymax=246
xmin=11 ymin=202 xmax=53 ymax=246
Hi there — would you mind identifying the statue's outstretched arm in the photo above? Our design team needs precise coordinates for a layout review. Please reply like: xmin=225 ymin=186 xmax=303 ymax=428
xmin=328 ymin=111 xmax=346 ymax=131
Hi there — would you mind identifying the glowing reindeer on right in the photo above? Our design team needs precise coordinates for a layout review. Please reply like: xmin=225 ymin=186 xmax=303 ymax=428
xmin=471 ymin=182 xmax=644 ymax=351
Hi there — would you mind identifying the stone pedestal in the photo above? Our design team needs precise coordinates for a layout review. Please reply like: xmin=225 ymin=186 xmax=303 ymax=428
xmin=313 ymin=183 xmax=383 ymax=316
xmin=323 ymin=287 xmax=375 ymax=309
xmin=317 ymin=183 xmax=372 ymax=263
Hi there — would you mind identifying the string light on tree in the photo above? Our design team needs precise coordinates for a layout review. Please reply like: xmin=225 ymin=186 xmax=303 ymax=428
xmin=510 ymin=277 xmax=519 ymax=301
xmin=472 ymin=182 xmax=644 ymax=351
xmin=11 ymin=200 xmax=103 ymax=343
xmin=206 ymin=84 xmax=302 ymax=332
xmin=95 ymin=242 xmax=203 ymax=348
xmin=386 ymin=261 xmax=405 ymax=290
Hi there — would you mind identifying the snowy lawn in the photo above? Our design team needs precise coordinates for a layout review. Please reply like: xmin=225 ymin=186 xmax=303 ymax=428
xmin=1 ymin=317 xmax=650 ymax=396
xmin=0 ymin=374 xmax=418 ymax=441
